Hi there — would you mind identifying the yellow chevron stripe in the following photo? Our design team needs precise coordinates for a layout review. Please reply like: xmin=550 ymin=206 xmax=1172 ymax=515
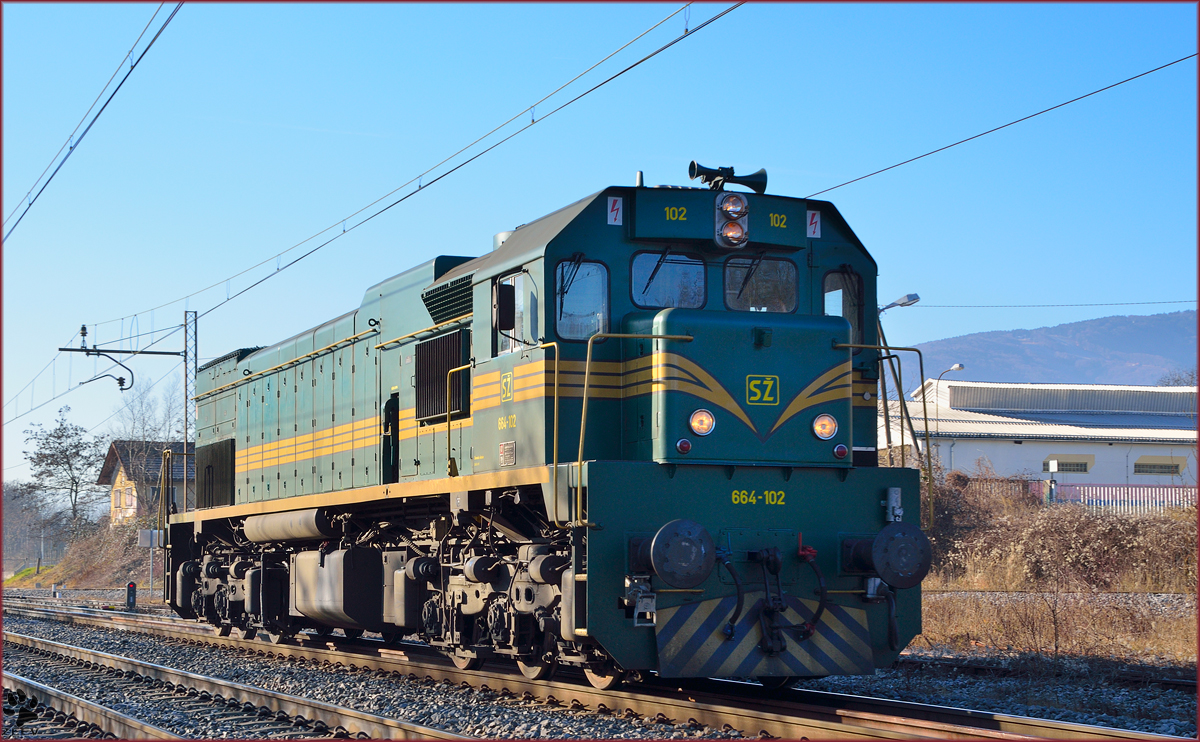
xmin=768 ymin=361 xmax=853 ymax=436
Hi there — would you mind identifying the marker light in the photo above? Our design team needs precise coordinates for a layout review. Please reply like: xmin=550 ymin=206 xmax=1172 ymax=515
xmin=812 ymin=413 xmax=838 ymax=440
xmin=676 ymin=439 xmax=693 ymax=454
xmin=689 ymin=409 xmax=716 ymax=436
xmin=719 ymin=221 xmax=747 ymax=247
xmin=718 ymin=193 xmax=748 ymax=220
xmin=833 ymin=444 xmax=848 ymax=459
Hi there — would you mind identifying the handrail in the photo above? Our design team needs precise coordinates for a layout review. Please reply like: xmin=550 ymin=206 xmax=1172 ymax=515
xmin=533 ymin=342 xmax=568 ymax=529
xmin=834 ymin=341 xmax=935 ymax=529
xmin=445 ymin=361 xmax=474 ymax=477
xmin=576 ymin=332 xmax=693 ymax=527
xmin=194 ymin=328 xmax=378 ymax=401
xmin=375 ymin=313 xmax=472 ymax=350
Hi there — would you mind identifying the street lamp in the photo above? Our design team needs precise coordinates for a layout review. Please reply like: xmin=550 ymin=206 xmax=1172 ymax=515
xmin=934 ymin=363 xmax=965 ymax=434
xmin=877 ymin=293 xmax=920 ymax=467
xmin=879 ymin=293 xmax=920 ymax=315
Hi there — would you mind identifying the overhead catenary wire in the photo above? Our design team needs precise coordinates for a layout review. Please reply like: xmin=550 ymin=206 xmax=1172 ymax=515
xmin=2 ymin=360 xmax=185 ymax=473
xmin=2 ymin=330 xmax=85 ymax=411
xmin=3 ymin=2 xmax=184 ymax=243
xmin=3 ymin=325 xmax=184 ymax=427
xmin=2 ymin=3 xmax=166 ymax=229
xmin=6 ymin=4 xmax=740 ymax=425
xmin=86 ymin=359 xmax=184 ymax=434
xmin=914 ymin=300 xmax=1196 ymax=308
xmin=88 ymin=2 xmax=703 ymax=330
xmin=198 ymin=3 xmax=743 ymax=322
xmin=806 ymin=52 xmax=1198 ymax=199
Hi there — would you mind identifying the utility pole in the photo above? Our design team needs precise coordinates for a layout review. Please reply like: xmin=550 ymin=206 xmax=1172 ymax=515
xmin=59 ymin=310 xmax=198 ymax=516
xmin=183 ymin=311 xmax=197 ymax=513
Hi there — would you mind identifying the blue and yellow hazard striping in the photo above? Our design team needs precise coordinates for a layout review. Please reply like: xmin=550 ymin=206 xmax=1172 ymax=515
xmin=655 ymin=591 xmax=873 ymax=678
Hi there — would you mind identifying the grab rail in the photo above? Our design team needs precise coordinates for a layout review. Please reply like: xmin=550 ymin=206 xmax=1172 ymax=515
xmin=575 ymin=332 xmax=693 ymax=527
xmin=445 ymin=361 xmax=474 ymax=477
xmin=834 ymin=342 xmax=935 ymax=529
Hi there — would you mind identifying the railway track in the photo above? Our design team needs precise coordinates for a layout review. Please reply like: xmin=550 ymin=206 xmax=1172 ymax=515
xmin=3 ymin=600 xmax=1189 ymax=740
xmin=3 ymin=632 xmax=464 ymax=739
xmin=4 ymin=673 xmax=179 ymax=739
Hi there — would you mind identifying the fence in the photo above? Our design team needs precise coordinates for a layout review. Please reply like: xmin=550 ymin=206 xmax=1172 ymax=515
xmin=964 ymin=478 xmax=1034 ymax=503
xmin=1030 ymin=481 xmax=1197 ymax=515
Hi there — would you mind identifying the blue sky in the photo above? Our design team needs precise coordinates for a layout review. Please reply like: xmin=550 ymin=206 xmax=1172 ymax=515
xmin=3 ymin=3 xmax=1196 ymax=481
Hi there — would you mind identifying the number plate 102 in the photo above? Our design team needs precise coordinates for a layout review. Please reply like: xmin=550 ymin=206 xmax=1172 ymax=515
xmin=732 ymin=489 xmax=785 ymax=505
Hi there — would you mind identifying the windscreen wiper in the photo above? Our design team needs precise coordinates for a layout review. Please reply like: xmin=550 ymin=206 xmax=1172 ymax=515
xmin=736 ymin=251 xmax=767 ymax=300
xmin=641 ymin=246 xmax=672 ymax=295
xmin=558 ymin=252 xmax=585 ymax=319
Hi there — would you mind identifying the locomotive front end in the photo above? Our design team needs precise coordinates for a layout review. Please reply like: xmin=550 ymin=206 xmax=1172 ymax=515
xmin=554 ymin=168 xmax=933 ymax=682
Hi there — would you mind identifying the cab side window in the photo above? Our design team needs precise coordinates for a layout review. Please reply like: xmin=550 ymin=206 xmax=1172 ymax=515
xmin=496 ymin=273 xmax=529 ymax=356
xmin=823 ymin=267 xmax=864 ymax=345
xmin=556 ymin=257 xmax=609 ymax=340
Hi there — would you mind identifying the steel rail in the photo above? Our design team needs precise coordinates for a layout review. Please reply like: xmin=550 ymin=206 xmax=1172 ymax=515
xmin=5 ymin=603 xmax=1186 ymax=741
xmin=4 ymin=632 xmax=466 ymax=740
xmin=3 ymin=671 xmax=183 ymax=740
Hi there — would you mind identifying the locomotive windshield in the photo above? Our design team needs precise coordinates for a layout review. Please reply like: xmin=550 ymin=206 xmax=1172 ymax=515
xmin=723 ymin=255 xmax=797 ymax=313
xmin=631 ymin=250 xmax=705 ymax=309
xmin=556 ymin=258 xmax=609 ymax=339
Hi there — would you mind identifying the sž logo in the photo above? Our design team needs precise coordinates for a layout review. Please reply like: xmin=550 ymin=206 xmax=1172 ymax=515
xmin=745 ymin=375 xmax=780 ymax=406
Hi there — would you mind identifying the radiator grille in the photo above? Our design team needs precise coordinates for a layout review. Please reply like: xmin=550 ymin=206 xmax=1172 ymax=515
xmin=196 ymin=439 xmax=235 ymax=509
xmin=421 ymin=276 xmax=474 ymax=324
xmin=415 ymin=329 xmax=471 ymax=421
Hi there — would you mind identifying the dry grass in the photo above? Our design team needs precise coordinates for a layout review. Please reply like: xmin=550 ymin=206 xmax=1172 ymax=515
xmin=919 ymin=590 xmax=1197 ymax=667
xmin=3 ymin=517 xmax=155 ymax=589
xmin=916 ymin=460 xmax=1197 ymax=667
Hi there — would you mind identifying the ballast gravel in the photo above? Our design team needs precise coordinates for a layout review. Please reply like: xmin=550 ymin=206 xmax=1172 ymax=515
xmin=3 ymin=600 xmax=1195 ymax=739
xmin=1 ymin=615 xmax=738 ymax=740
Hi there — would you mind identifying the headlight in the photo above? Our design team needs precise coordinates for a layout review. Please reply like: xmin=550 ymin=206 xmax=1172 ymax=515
xmin=689 ymin=409 xmax=715 ymax=436
xmin=718 ymin=221 xmax=746 ymax=247
xmin=718 ymin=193 xmax=748 ymax=220
xmin=812 ymin=413 xmax=838 ymax=440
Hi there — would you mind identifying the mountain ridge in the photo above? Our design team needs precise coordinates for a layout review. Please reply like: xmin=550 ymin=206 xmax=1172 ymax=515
xmin=908 ymin=310 xmax=1196 ymax=386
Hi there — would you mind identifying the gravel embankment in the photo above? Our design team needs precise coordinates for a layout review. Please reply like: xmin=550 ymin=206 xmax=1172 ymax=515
xmin=1 ymin=614 xmax=739 ymax=739
xmin=3 ymin=590 xmax=1195 ymax=739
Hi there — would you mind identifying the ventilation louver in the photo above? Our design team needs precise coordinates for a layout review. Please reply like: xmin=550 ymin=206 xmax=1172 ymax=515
xmin=421 ymin=275 xmax=474 ymax=324
xmin=415 ymin=329 xmax=471 ymax=422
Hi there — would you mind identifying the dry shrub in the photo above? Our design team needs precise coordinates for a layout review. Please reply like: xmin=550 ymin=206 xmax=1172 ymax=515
xmin=920 ymin=457 xmax=1196 ymax=594
xmin=15 ymin=517 xmax=155 ymax=588
xmin=1014 ymin=505 xmax=1196 ymax=592
xmin=922 ymin=591 xmax=1197 ymax=666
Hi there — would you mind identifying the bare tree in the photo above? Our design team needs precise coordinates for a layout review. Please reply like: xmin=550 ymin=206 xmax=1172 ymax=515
xmin=23 ymin=407 xmax=108 ymax=540
xmin=1157 ymin=367 xmax=1197 ymax=386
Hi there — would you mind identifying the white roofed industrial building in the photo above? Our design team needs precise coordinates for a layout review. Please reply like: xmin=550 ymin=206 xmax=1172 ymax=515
xmin=880 ymin=380 xmax=1197 ymax=487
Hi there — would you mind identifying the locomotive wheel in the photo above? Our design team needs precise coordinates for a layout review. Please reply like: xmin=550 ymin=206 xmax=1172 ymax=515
xmin=213 ymin=624 xmax=232 ymax=637
xmin=381 ymin=632 xmax=401 ymax=645
xmin=450 ymin=653 xmax=483 ymax=671
xmin=342 ymin=628 xmax=364 ymax=640
xmin=313 ymin=626 xmax=334 ymax=637
xmin=236 ymin=627 xmax=257 ymax=641
xmin=757 ymin=676 xmax=799 ymax=692
xmin=516 ymin=657 xmax=555 ymax=681
xmin=583 ymin=664 xmax=625 ymax=691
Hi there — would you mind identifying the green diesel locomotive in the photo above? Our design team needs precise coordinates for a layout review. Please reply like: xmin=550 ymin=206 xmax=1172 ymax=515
xmin=167 ymin=162 xmax=931 ymax=688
